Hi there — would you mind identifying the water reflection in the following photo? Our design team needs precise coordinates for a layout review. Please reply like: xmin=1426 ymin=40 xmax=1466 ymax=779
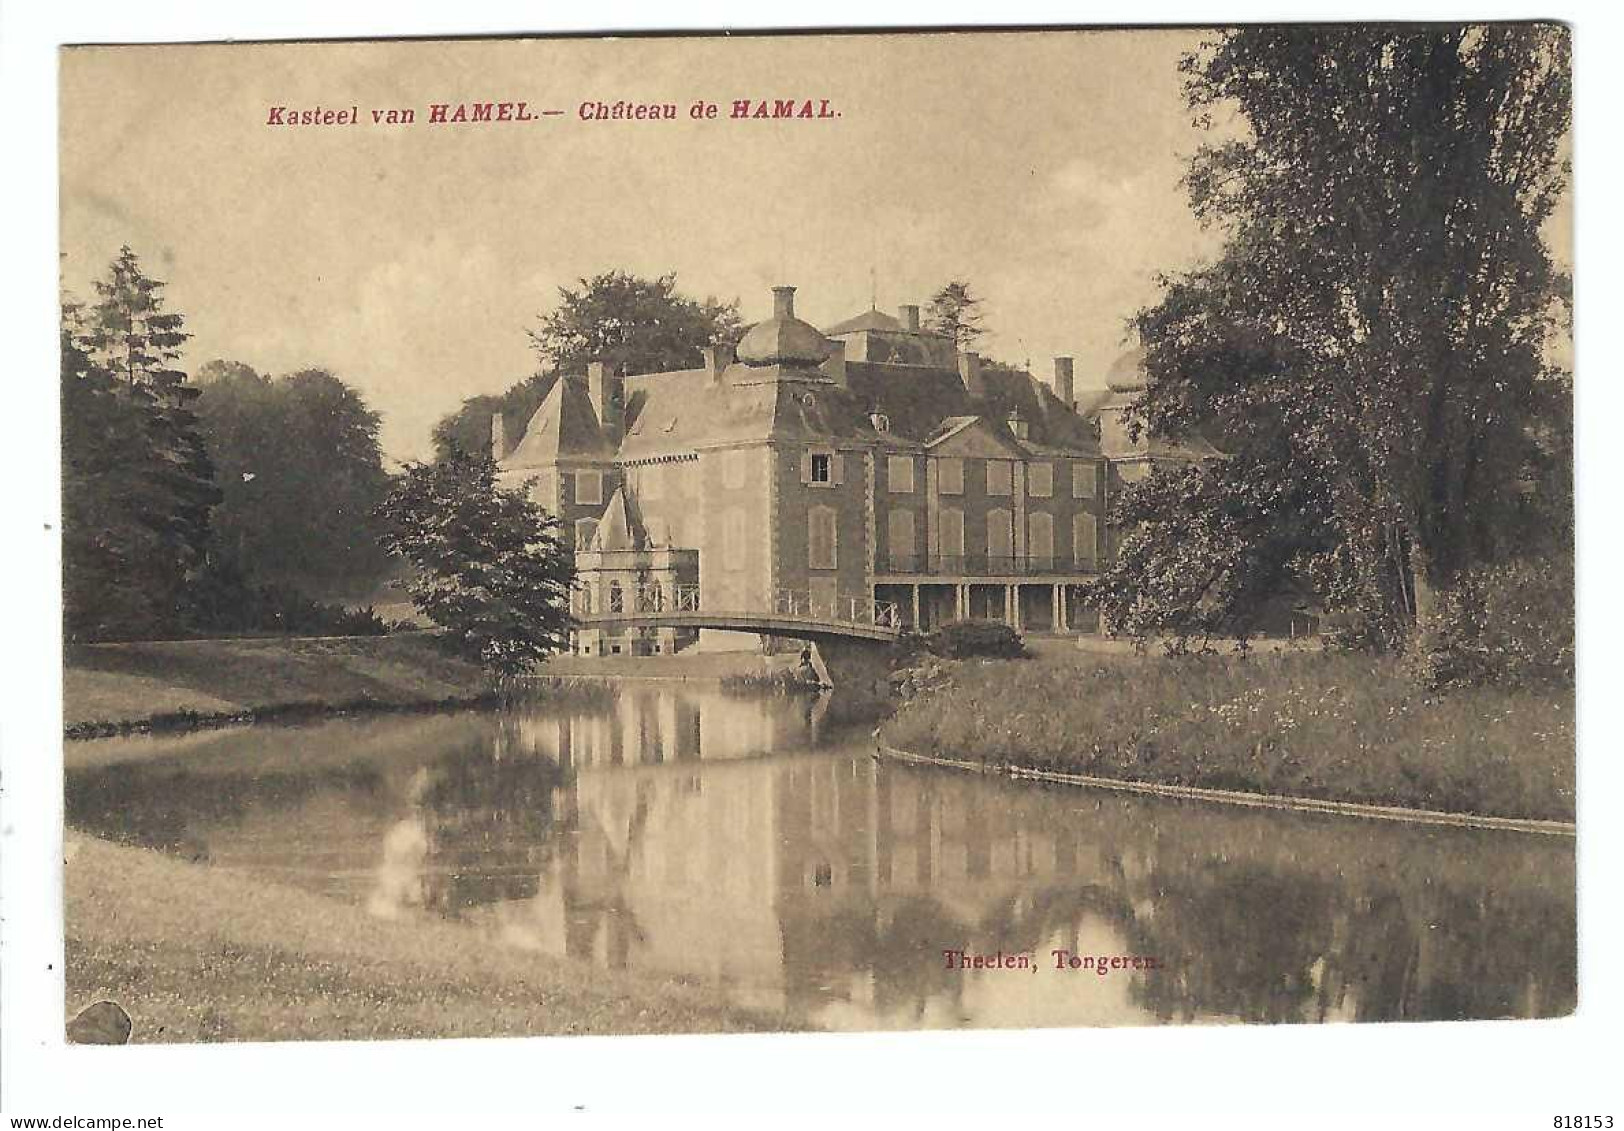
xmin=66 ymin=684 xmax=1576 ymax=1030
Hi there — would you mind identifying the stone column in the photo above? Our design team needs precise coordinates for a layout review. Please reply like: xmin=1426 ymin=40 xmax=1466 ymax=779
xmin=1051 ymin=584 xmax=1063 ymax=632
xmin=912 ymin=584 xmax=921 ymax=632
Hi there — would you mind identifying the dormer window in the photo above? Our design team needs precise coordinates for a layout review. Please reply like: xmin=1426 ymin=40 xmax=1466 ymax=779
xmin=870 ymin=412 xmax=891 ymax=433
xmin=1006 ymin=412 xmax=1029 ymax=441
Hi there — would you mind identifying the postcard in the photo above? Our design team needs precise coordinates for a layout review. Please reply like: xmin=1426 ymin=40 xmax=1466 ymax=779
xmin=57 ymin=23 xmax=1574 ymax=1046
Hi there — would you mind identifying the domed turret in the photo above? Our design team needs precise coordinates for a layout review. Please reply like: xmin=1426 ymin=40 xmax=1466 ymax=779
xmin=736 ymin=286 xmax=832 ymax=367
xmin=1105 ymin=346 xmax=1148 ymax=393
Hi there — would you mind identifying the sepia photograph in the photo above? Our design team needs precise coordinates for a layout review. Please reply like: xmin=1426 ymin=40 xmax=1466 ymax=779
xmin=50 ymin=22 xmax=1578 ymax=1047
xmin=9 ymin=9 xmax=1601 ymax=1114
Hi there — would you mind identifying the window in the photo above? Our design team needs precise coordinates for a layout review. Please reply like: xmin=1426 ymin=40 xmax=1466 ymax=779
xmin=937 ymin=457 xmax=964 ymax=495
xmin=1028 ymin=463 xmax=1053 ymax=498
xmin=937 ymin=507 xmax=964 ymax=562
xmin=723 ymin=449 xmax=748 ymax=489
xmin=887 ymin=455 xmax=915 ymax=493
xmin=887 ymin=509 xmax=915 ymax=571
xmin=987 ymin=460 xmax=1013 ymax=496
xmin=574 ymin=518 xmax=598 ymax=549
xmin=809 ymin=505 xmax=838 ymax=570
xmin=987 ymin=508 xmax=1013 ymax=562
xmin=574 ymin=469 xmax=603 ymax=506
xmin=1074 ymin=512 xmax=1098 ymax=567
xmin=801 ymin=449 xmax=841 ymax=487
xmin=1073 ymin=462 xmax=1098 ymax=499
xmin=1029 ymin=513 xmax=1054 ymax=569
xmin=608 ymin=581 xmax=624 ymax=613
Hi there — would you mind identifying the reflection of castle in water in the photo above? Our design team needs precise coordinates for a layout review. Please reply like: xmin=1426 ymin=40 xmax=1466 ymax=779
xmin=69 ymin=687 xmax=1572 ymax=1031
xmin=447 ymin=688 xmax=1576 ymax=1030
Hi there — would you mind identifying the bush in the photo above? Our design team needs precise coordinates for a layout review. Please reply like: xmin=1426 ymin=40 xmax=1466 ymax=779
xmin=1411 ymin=557 xmax=1574 ymax=690
xmin=924 ymin=619 xmax=1028 ymax=660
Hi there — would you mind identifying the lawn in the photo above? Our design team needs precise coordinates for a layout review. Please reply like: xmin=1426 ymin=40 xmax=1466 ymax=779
xmin=880 ymin=649 xmax=1574 ymax=822
xmin=64 ymin=833 xmax=785 ymax=1043
xmin=64 ymin=634 xmax=495 ymax=732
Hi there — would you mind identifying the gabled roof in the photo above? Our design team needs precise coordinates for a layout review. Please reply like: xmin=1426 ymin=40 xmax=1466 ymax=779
xmin=501 ymin=376 xmax=614 ymax=467
xmin=824 ymin=308 xmax=904 ymax=336
xmin=923 ymin=415 xmax=1031 ymax=458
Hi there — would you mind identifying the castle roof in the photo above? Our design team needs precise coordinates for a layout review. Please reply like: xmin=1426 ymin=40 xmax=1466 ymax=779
xmin=823 ymin=308 xmax=903 ymax=336
xmin=589 ymin=487 xmax=644 ymax=551
xmin=735 ymin=286 xmax=832 ymax=368
xmin=501 ymin=375 xmax=614 ymax=467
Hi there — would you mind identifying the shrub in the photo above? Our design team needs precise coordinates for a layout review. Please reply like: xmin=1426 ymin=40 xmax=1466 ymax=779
xmin=1411 ymin=557 xmax=1574 ymax=690
xmin=924 ymin=619 xmax=1028 ymax=660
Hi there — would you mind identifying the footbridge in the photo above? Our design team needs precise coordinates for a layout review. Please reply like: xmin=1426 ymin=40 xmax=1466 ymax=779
xmin=571 ymin=584 xmax=903 ymax=643
xmin=572 ymin=584 xmax=902 ymax=697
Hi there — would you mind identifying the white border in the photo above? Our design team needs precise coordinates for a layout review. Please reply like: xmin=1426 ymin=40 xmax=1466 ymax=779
xmin=4 ymin=1 xmax=1621 ymax=1120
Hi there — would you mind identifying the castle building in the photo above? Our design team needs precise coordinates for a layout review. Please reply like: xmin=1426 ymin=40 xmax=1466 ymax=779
xmin=493 ymin=285 xmax=1217 ymax=656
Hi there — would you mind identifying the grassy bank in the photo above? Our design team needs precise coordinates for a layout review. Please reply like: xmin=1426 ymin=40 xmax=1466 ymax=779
xmin=65 ymin=833 xmax=783 ymax=1043
xmin=881 ymin=651 xmax=1574 ymax=822
xmin=64 ymin=634 xmax=496 ymax=734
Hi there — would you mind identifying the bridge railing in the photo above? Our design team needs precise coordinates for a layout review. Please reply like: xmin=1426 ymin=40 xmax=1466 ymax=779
xmin=571 ymin=581 xmax=900 ymax=632
xmin=771 ymin=588 xmax=901 ymax=630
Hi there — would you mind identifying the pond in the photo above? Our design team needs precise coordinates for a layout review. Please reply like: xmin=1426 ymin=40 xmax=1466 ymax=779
xmin=65 ymin=683 xmax=1576 ymax=1031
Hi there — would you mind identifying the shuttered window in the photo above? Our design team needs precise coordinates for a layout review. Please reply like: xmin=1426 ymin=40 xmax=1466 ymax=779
xmin=723 ymin=449 xmax=748 ymax=489
xmin=1074 ymin=512 xmax=1098 ymax=567
xmin=987 ymin=460 xmax=1013 ymax=496
xmin=800 ymin=448 xmax=843 ymax=487
xmin=1028 ymin=463 xmax=1053 ymax=498
xmin=574 ymin=470 xmax=603 ymax=506
xmin=987 ymin=508 xmax=1014 ymax=561
xmin=1072 ymin=462 xmax=1098 ymax=499
xmin=938 ymin=507 xmax=964 ymax=559
xmin=1029 ymin=513 xmax=1054 ymax=568
xmin=937 ymin=457 xmax=964 ymax=495
xmin=887 ymin=509 xmax=915 ymax=571
xmin=809 ymin=505 xmax=838 ymax=570
xmin=887 ymin=455 xmax=915 ymax=493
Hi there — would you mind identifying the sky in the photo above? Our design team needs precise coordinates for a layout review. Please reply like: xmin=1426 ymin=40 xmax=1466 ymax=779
xmin=59 ymin=30 xmax=1570 ymax=463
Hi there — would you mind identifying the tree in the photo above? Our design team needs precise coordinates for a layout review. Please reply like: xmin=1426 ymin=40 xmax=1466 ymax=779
xmin=377 ymin=450 xmax=575 ymax=675
xmin=193 ymin=361 xmax=394 ymax=599
xmin=1100 ymin=25 xmax=1570 ymax=652
xmin=61 ymin=250 xmax=220 ymax=641
xmin=925 ymin=280 xmax=986 ymax=350
xmin=528 ymin=270 xmax=742 ymax=376
xmin=433 ymin=271 xmax=742 ymax=461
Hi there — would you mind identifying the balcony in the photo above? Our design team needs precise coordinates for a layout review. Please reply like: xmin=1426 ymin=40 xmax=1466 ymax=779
xmin=876 ymin=553 xmax=1100 ymax=577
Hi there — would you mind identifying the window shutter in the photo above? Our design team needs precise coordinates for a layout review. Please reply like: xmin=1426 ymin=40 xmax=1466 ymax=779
xmin=832 ymin=453 xmax=845 ymax=485
xmin=800 ymin=450 xmax=813 ymax=484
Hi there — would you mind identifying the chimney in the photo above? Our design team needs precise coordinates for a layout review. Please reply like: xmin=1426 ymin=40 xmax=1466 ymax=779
xmin=702 ymin=341 xmax=735 ymax=385
xmin=822 ymin=339 xmax=847 ymax=388
xmin=899 ymin=304 xmax=920 ymax=332
xmin=957 ymin=350 xmax=985 ymax=399
xmin=587 ymin=360 xmax=624 ymax=445
xmin=490 ymin=411 xmax=507 ymax=460
xmin=1052 ymin=356 xmax=1075 ymax=411
xmin=772 ymin=285 xmax=797 ymax=319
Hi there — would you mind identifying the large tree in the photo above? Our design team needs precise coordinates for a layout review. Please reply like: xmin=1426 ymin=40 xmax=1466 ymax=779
xmin=1097 ymin=25 xmax=1570 ymax=651
xmin=529 ymin=269 xmax=741 ymax=375
xmin=193 ymin=361 xmax=394 ymax=600
xmin=433 ymin=271 xmax=741 ymax=461
xmin=377 ymin=451 xmax=575 ymax=675
xmin=924 ymin=280 xmax=986 ymax=350
xmin=61 ymin=250 xmax=220 ymax=641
